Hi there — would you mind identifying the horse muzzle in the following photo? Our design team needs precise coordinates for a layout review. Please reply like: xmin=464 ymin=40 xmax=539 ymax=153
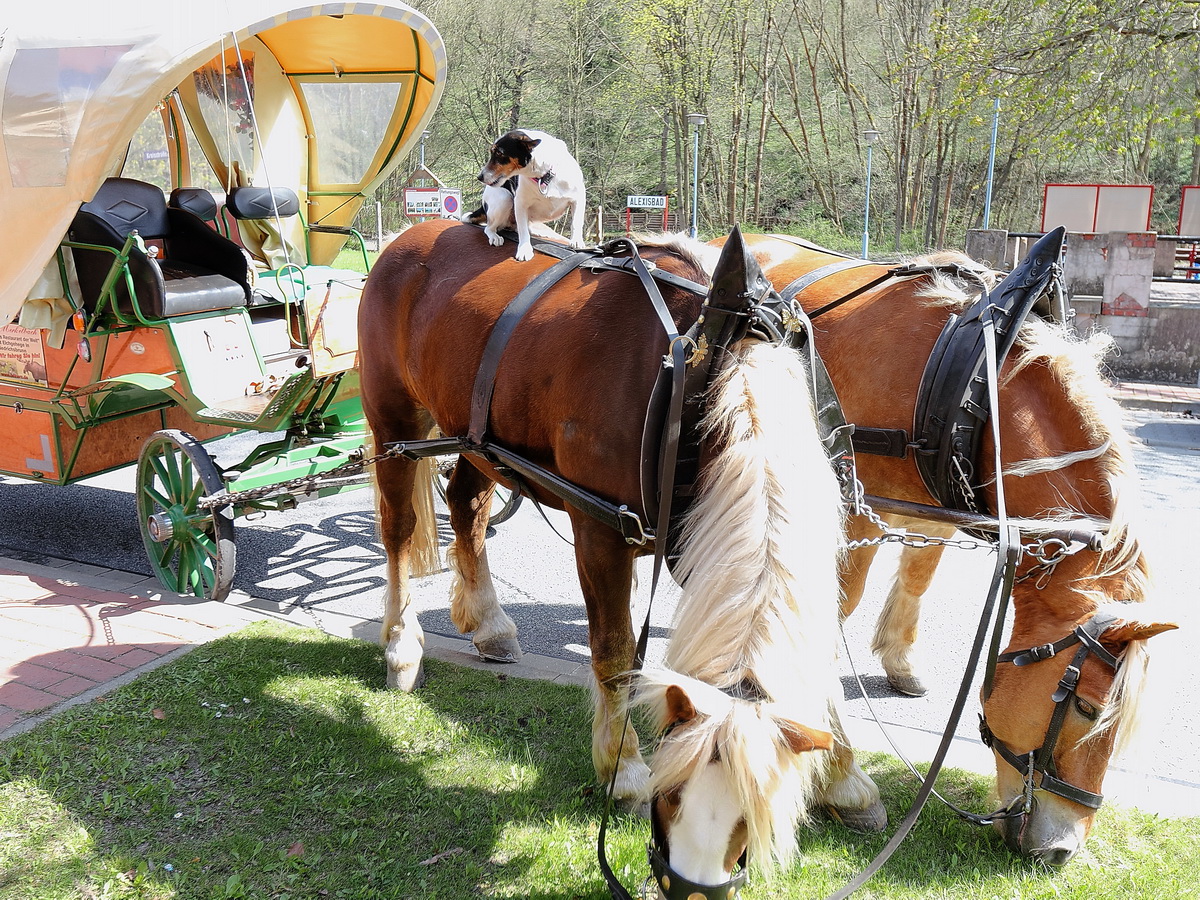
xmin=996 ymin=808 xmax=1082 ymax=866
xmin=647 ymin=841 xmax=747 ymax=900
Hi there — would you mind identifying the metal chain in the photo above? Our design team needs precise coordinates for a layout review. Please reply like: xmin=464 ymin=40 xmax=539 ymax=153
xmin=843 ymin=477 xmax=1091 ymax=575
xmin=196 ymin=444 xmax=406 ymax=510
xmin=844 ymin=476 xmax=993 ymax=553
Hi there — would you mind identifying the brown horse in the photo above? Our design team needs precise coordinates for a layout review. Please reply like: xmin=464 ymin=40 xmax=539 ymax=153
xmin=737 ymin=233 xmax=1177 ymax=864
xmin=358 ymin=220 xmax=846 ymax=887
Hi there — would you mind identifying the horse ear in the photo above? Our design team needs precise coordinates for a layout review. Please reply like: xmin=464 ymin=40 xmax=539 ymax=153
xmin=1103 ymin=618 xmax=1178 ymax=646
xmin=664 ymin=684 xmax=697 ymax=729
xmin=777 ymin=718 xmax=834 ymax=754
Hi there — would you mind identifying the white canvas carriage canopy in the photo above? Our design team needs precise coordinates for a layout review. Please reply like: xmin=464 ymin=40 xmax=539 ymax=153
xmin=0 ymin=0 xmax=447 ymax=325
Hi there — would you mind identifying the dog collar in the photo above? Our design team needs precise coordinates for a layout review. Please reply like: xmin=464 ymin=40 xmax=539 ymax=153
xmin=535 ymin=170 xmax=554 ymax=193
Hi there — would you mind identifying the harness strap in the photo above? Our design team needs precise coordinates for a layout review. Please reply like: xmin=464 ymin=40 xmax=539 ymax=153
xmin=827 ymin=309 xmax=1019 ymax=899
xmin=981 ymin=611 xmax=1123 ymax=811
xmin=468 ymin=250 xmax=596 ymax=446
xmin=767 ymin=233 xmax=862 ymax=260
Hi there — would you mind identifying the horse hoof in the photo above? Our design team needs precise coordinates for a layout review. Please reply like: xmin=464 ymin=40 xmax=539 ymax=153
xmin=887 ymin=673 xmax=928 ymax=697
xmin=474 ymin=636 xmax=523 ymax=663
xmin=826 ymin=800 xmax=888 ymax=833
xmin=387 ymin=662 xmax=426 ymax=692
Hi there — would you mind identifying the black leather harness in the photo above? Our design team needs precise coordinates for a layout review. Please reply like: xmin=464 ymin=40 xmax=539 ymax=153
xmin=911 ymin=227 xmax=1068 ymax=515
xmin=778 ymin=228 xmax=1069 ymax=521
xmin=979 ymin=610 xmax=1122 ymax=811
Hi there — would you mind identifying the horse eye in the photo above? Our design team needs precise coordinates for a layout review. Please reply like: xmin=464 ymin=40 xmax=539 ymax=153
xmin=1074 ymin=697 xmax=1100 ymax=721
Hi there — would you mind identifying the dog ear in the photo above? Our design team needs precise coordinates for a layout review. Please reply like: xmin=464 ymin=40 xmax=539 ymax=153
xmin=519 ymin=134 xmax=542 ymax=151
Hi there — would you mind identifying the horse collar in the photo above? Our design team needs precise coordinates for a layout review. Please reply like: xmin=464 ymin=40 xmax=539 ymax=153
xmin=911 ymin=227 xmax=1067 ymax=516
xmin=980 ymin=611 xmax=1122 ymax=812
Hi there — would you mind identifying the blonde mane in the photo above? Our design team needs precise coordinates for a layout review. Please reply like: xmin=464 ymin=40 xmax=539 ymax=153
xmin=637 ymin=338 xmax=844 ymax=870
xmin=913 ymin=253 xmax=1153 ymax=748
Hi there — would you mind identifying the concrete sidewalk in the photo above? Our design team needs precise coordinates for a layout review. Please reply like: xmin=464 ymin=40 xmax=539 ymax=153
xmin=1 ymin=379 xmax=1197 ymax=821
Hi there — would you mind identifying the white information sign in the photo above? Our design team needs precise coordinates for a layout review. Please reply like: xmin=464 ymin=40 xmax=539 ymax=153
xmin=404 ymin=188 xmax=463 ymax=218
xmin=627 ymin=195 xmax=668 ymax=209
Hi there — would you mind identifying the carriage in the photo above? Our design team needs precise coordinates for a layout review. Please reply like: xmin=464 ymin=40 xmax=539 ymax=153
xmin=0 ymin=1 xmax=452 ymax=600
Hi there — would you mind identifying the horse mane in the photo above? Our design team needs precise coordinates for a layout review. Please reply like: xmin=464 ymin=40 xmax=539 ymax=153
xmin=628 ymin=230 xmax=720 ymax=275
xmin=912 ymin=252 xmax=1153 ymax=750
xmin=637 ymin=337 xmax=844 ymax=869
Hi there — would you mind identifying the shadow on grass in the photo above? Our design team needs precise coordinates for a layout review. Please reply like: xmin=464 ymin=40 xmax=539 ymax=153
xmin=0 ymin=620 xmax=637 ymax=899
xmin=2 ymin=620 xmax=1195 ymax=900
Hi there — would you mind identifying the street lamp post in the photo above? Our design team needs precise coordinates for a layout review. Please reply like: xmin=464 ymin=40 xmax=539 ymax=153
xmin=983 ymin=97 xmax=1000 ymax=229
xmin=861 ymin=129 xmax=881 ymax=259
xmin=687 ymin=113 xmax=707 ymax=239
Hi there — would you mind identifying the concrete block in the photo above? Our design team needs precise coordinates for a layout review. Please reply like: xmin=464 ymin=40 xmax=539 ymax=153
xmin=965 ymin=229 xmax=1009 ymax=269
xmin=1154 ymin=238 xmax=1179 ymax=277
xmin=1101 ymin=232 xmax=1154 ymax=317
xmin=1063 ymin=232 xmax=1107 ymax=297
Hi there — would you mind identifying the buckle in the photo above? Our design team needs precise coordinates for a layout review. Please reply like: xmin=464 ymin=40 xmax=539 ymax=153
xmin=1011 ymin=641 xmax=1057 ymax=666
xmin=617 ymin=505 xmax=651 ymax=546
xmin=1052 ymin=664 xmax=1081 ymax=702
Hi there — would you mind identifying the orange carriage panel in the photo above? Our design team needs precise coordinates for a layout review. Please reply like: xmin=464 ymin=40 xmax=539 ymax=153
xmin=39 ymin=326 xmax=178 ymax=392
xmin=0 ymin=405 xmax=64 ymax=479
xmin=58 ymin=407 xmax=235 ymax=480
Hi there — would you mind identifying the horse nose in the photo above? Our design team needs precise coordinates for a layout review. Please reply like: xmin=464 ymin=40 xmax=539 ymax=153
xmin=1029 ymin=843 xmax=1076 ymax=867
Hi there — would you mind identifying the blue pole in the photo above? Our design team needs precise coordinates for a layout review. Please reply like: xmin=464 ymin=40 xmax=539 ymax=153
xmin=861 ymin=142 xmax=873 ymax=259
xmin=690 ymin=125 xmax=701 ymax=239
xmin=984 ymin=96 xmax=1000 ymax=229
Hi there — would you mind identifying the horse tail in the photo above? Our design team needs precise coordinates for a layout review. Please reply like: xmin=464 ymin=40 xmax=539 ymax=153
xmin=368 ymin=436 xmax=441 ymax=577
xmin=409 ymin=457 xmax=440 ymax=577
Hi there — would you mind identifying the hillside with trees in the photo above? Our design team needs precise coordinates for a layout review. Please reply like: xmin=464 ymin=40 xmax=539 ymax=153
xmin=378 ymin=0 xmax=1199 ymax=253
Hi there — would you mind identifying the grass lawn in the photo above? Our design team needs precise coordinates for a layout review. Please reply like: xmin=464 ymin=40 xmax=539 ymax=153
xmin=1 ymin=619 xmax=1196 ymax=899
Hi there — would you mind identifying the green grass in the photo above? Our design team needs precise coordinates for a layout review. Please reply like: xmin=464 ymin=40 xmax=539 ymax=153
xmin=331 ymin=247 xmax=380 ymax=274
xmin=1 ymin=620 xmax=1196 ymax=899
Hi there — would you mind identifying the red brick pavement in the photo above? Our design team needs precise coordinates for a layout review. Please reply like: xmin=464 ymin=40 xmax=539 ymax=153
xmin=0 ymin=558 xmax=263 ymax=736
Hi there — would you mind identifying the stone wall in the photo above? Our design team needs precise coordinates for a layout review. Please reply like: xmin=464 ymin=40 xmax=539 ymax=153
xmin=966 ymin=229 xmax=1200 ymax=385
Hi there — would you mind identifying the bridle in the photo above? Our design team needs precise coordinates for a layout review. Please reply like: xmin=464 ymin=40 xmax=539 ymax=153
xmin=647 ymin=813 xmax=749 ymax=900
xmin=979 ymin=610 xmax=1123 ymax=813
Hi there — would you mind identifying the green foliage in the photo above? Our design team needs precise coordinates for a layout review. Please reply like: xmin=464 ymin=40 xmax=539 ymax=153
xmin=372 ymin=0 xmax=1200 ymax=248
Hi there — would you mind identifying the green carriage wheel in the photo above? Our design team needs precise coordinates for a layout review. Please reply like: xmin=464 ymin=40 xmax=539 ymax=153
xmin=434 ymin=457 xmax=523 ymax=527
xmin=136 ymin=429 xmax=236 ymax=601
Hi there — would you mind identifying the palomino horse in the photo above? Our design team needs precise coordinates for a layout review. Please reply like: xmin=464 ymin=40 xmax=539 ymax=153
xmin=358 ymin=220 xmax=846 ymax=888
xmin=738 ymin=233 xmax=1177 ymax=864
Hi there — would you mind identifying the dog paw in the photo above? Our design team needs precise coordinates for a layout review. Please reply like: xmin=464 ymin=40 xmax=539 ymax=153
xmin=515 ymin=244 xmax=534 ymax=261
xmin=485 ymin=230 xmax=504 ymax=247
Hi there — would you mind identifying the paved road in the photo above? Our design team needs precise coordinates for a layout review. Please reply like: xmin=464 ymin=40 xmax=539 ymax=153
xmin=0 ymin=407 xmax=1196 ymax=814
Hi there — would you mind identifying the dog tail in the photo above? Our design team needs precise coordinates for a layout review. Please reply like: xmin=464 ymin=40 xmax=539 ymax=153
xmin=460 ymin=205 xmax=487 ymax=225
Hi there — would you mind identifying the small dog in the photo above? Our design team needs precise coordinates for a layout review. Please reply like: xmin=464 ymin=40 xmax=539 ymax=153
xmin=461 ymin=128 xmax=586 ymax=261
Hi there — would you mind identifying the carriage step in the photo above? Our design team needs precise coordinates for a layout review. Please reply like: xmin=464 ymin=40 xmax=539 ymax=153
xmin=197 ymin=406 xmax=262 ymax=423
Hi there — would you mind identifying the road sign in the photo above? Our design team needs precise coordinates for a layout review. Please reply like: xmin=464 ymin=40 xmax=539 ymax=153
xmin=627 ymin=194 xmax=668 ymax=209
xmin=404 ymin=187 xmax=462 ymax=219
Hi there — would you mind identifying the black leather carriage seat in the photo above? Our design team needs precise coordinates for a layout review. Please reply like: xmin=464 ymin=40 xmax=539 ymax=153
xmin=70 ymin=177 xmax=250 ymax=319
xmin=168 ymin=187 xmax=220 ymax=225
xmin=226 ymin=185 xmax=300 ymax=221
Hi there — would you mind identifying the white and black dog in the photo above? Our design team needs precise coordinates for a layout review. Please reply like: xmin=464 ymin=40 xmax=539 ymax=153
xmin=461 ymin=128 xmax=586 ymax=261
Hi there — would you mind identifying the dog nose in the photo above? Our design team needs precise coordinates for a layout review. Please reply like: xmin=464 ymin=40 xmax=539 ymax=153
xmin=476 ymin=172 xmax=486 ymax=183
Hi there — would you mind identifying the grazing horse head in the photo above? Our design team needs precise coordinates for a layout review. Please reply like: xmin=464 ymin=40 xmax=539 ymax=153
xmin=737 ymin=233 xmax=1177 ymax=865
xmin=636 ymin=332 xmax=846 ymax=888
xmin=968 ymin=313 xmax=1177 ymax=863
xmin=358 ymin=221 xmax=846 ymax=889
